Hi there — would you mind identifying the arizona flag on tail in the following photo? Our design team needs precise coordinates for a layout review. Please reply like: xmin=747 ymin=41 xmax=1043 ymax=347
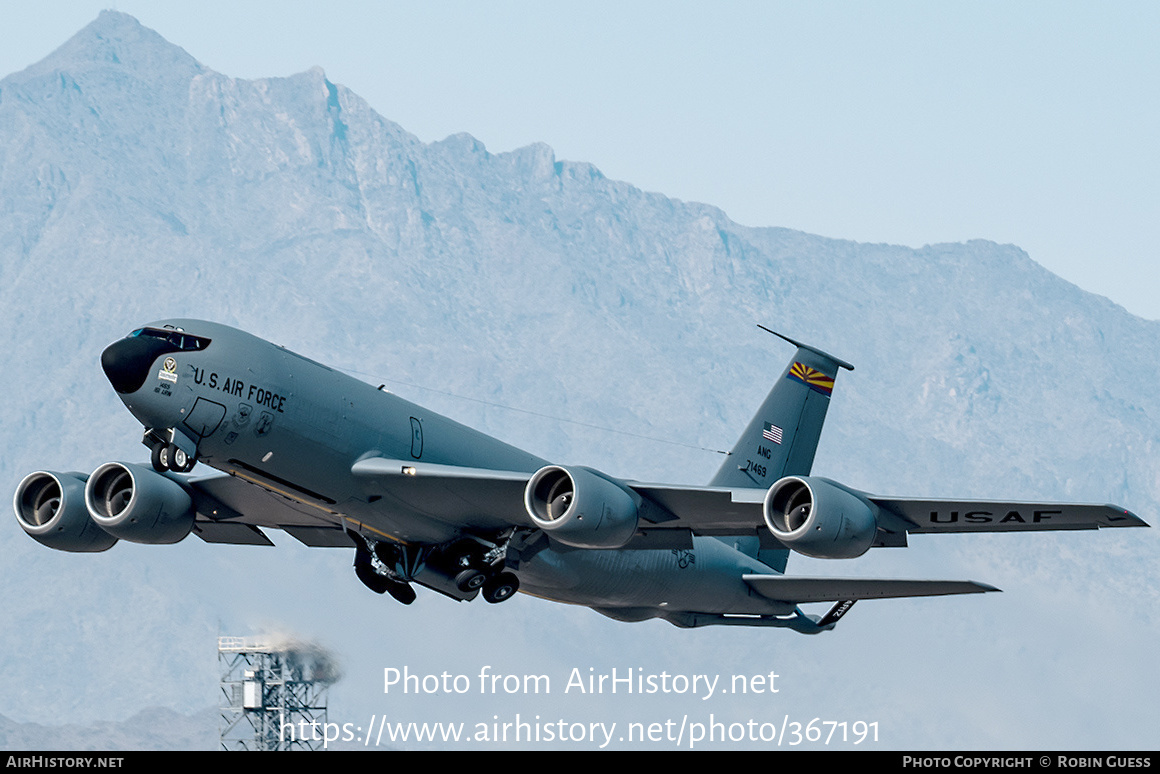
xmin=788 ymin=362 xmax=835 ymax=396
xmin=710 ymin=327 xmax=853 ymax=490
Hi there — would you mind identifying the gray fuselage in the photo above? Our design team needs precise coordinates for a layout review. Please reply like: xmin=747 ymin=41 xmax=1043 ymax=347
xmin=110 ymin=319 xmax=788 ymax=620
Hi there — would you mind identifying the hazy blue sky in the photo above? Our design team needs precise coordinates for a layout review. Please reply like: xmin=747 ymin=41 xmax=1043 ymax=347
xmin=5 ymin=2 xmax=1157 ymax=318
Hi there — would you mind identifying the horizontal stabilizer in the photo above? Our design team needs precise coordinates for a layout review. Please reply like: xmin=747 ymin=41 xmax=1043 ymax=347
xmin=742 ymin=575 xmax=999 ymax=603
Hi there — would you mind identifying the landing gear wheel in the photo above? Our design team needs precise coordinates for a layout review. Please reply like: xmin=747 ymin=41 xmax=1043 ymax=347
xmin=482 ymin=572 xmax=519 ymax=604
xmin=455 ymin=569 xmax=487 ymax=593
xmin=355 ymin=560 xmax=391 ymax=594
xmin=385 ymin=580 xmax=417 ymax=606
xmin=354 ymin=544 xmax=416 ymax=605
xmin=168 ymin=444 xmax=196 ymax=473
xmin=151 ymin=442 xmax=169 ymax=472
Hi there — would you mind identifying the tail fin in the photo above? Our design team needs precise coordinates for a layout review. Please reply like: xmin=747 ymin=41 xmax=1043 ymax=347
xmin=709 ymin=327 xmax=853 ymax=490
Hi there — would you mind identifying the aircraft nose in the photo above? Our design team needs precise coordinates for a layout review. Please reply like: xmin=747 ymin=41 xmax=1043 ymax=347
xmin=101 ymin=336 xmax=168 ymax=394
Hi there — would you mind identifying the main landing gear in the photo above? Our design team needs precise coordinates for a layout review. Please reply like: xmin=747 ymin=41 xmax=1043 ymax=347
xmin=354 ymin=543 xmax=418 ymax=605
xmin=351 ymin=532 xmax=520 ymax=606
xmin=480 ymin=571 xmax=520 ymax=604
xmin=453 ymin=565 xmax=520 ymax=603
xmin=444 ymin=537 xmax=520 ymax=603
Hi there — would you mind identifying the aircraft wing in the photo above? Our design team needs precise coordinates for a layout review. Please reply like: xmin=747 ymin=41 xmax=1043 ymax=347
xmin=626 ymin=484 xmax=1147 ymax=540
xmin=349 ymin=457 xmax=536 ymax=531
xmin=179 ymin=460 xmax=1146 ymax=551
xmin=867 ymin=497 xmax=1146 ymax=533
xmin=347 ymin=460 xmax=760 ymax=534
xmin=626 ymin=483 xmax=765 ymax=531
xmin=183 ymin=472 xmax=355 ymax=548
xmin=182 ymin=460 xmax=536 ymax=548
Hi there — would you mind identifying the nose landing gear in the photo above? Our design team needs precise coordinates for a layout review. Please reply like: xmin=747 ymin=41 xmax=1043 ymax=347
xmin=150 ymin=441 xmax=197 ymax=473
xmin=145 ymin=429 xmax=198 ymax=473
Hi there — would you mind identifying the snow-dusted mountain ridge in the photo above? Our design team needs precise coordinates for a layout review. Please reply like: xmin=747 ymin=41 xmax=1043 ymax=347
xmin=0 ymin=12 xmax=1154 ymax=748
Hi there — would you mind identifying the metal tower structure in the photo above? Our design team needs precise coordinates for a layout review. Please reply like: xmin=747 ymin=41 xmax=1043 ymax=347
xmin=219 ymin=635 xmax=333 ymax=751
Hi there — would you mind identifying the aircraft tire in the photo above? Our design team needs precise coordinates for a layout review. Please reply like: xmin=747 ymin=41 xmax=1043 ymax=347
xmin=482 ymin=572 xmax=519 ymax=604
xmin=385 ymin=580 xmax=417 ymax=605
xmin=151 ymin=442 xmax=168 ymax=472
xmin=354 ymin=560 xmax=389 ymax=594
xmin=168 ymin=444 xmax=196 ymax=473
xmin=455 ymin=569 xmax=487 ymax=592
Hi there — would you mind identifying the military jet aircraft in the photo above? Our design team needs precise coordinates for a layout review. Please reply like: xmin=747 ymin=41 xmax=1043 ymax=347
xmin=13 ymin=320 xmax=1146 ymax=633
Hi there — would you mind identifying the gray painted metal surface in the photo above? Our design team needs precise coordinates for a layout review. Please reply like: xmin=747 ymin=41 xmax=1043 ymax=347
xmin=12 ymin=320 xmax=1147 ymax=634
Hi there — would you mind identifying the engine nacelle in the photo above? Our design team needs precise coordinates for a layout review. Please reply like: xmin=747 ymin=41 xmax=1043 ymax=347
xmin=763 ymin=476 xmax=878 ymax=559
xmin=524 ymin=465 xmax=640 ymax=549
xmin=14 ymin=471 xmax=119 ymax=553
xmin=84 ymin=462 xmax=196 ymax=545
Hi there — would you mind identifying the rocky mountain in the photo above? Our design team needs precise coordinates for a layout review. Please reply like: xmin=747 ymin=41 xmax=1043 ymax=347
xmin=0 ymin=12 xmax=1154 ymax=749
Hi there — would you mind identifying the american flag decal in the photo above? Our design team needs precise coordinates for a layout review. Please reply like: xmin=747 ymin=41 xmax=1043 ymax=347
xmin=763 ymin=422 xmax=783 ymax=444
xmin=787 ymin=362 xmax=835 ymax=396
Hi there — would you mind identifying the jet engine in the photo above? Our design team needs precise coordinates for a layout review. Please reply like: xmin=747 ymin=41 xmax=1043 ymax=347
xmin=524 ymin=465 xmax=640 ymax=549
xmin=763 ymin=475 xmax=878 ymax=559
xmin=14 ymin=471 xmax=118 ymax=553
xmin=84 ymin=462 xmax=196 ymax=545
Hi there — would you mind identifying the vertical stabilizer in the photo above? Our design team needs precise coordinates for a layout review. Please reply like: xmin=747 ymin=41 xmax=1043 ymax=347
xmin=709 ymin=327 xmax=853 ymax=490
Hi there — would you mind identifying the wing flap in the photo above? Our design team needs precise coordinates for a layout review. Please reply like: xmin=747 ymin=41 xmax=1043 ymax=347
xmin=189 ymin=472 xmax=339 ymax=528
xmin=628 ymin=484 xmax=765 ymax=531
xmin=192 ymin=520 xmax=275 ymax=546
xmin=183 ymin=472 xmax=351 ymax=545
xmin=742 ymin=575 xmax=999 ymax=603
xmin=283 ymin=526 xmax=354 ymax=548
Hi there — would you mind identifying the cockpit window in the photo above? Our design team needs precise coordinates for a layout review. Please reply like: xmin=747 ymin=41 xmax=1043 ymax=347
xmin=128 ymin=327 xmax=212 ymax=352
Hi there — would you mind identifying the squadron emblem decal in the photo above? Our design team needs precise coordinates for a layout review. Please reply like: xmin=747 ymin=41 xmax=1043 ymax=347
xmin=157 ymin=357 xmax=178 ymax=383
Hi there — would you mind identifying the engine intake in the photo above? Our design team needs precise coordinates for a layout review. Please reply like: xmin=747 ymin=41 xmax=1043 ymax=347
xmin=763 ymin=476 xmax=878 ymax=559
xmin=84 ymin=462 xmax=196 ymax=545
xmin=524 ymin=465 xmax=640 ymax=549
xmin=14 ymin=471 xmax=118 ymax=553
